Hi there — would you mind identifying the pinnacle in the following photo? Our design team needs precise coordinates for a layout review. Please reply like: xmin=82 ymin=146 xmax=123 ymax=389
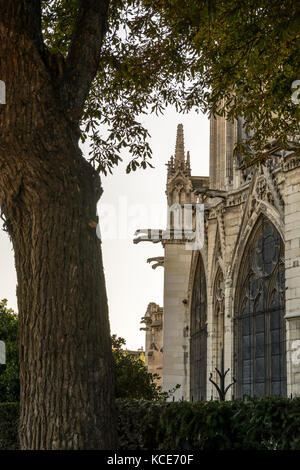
xmin=186 ymin=151 xmax=190 ymax=166
xmin=175 ymin=123 xmax=185 ymax=162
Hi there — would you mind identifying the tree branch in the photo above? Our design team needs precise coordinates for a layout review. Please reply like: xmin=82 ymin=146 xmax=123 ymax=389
xmin=63 ymin=0 xmax=110 ymax=125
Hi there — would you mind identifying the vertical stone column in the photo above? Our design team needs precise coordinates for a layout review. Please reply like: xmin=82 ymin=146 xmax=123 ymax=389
xmin=224 ymin=278 xmax=234 ymax=398
xmin=284 ymin=165 xmax=300 ymax=397
xmin=224 ymin=203 xmax=244 ymax=398
xmin=209 ymin=115 xmax=228 ymax=191
xmin=225 ymin=120 xmax=234 ymax=189
xmin=162 ymin=242 xmax=192 ymax=400
xmin=216 ymin=116 xmax=226 ymax=191
xmin=206 ymin=219 xmax=216 ymax=399
xmin=210 ymin=117 xmax=217 ymax=189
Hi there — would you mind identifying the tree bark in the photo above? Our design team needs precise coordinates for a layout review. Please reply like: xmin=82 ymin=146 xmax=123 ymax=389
xmin=15 ymin=155 xmax=116 ymax=450
xmin=0 ymin=0 xmax=117 ymax=449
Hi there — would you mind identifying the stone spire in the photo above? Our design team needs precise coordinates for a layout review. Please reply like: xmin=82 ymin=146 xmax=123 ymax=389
xmin=167 ymin=124 xmax=192 ymax=181
xmin=175 ymin=123 xmax=185 ymax=164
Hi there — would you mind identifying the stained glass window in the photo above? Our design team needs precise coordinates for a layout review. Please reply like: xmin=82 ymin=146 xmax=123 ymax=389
xmin=235 ymin=215 xmax=286 ymax=397
xmin=190 ymin=254 xmax=207 ymax=401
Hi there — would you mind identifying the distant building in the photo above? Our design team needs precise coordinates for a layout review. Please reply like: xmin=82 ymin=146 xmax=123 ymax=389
xmin=125 ymin=348 xmax=145 ymax=361
xmin=141 ymin=302 xmax=163 ymax=385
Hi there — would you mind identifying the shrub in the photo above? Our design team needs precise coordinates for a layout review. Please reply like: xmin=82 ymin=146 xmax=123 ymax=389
xmin=0 ymin=402 xmax=19 ymax=450
xmin=112 ymin=335 xmax=166 ymax=400
xmin=0 ymin=300 xmax=19 ymax=403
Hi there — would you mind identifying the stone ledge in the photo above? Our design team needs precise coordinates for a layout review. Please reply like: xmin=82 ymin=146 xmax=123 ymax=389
xmin=285 ymin=312 xmax=300 ymax=320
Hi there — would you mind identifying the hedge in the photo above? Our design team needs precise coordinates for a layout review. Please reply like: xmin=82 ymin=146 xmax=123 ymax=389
xmin=1 ymin=397 xmax=300 ymax=450
xmin=117 ymin=397 xmax=300 ymax=450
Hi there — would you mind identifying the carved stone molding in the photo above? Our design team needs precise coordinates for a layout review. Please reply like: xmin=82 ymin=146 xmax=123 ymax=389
xmin=282 ymin=155 xmax=300 ymax=173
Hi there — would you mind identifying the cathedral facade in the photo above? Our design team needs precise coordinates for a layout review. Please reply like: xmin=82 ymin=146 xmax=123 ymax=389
xmin=136 ymin=117 xmax=300 ymax=400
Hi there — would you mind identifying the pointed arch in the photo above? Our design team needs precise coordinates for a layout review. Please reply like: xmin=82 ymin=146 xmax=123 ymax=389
xmin=234 ymin=214 xmax=286 ymax=397
xmin=190 ymin=252 xmax=207 ymax=401
xmin=228 ymin=201 xmax=284 ymax=283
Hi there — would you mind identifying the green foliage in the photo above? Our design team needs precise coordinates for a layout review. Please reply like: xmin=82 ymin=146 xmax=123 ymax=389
xmin=1 ymin=398 xmax=300 ymax=450
xmin=42 ymin=0 xmax=77 ymax=55
xmin=0 ymin=403 xmax=19 ymax=450
xmin=112 ymin=335 xmax=167 ymax=400
xmin=0 ymin=300 xmax=19 ymax=403
xmin=148 ymin=0 xmax=300 ymax=163
xmin=41 ymin=1 xmax=300 ymax=174
xmin=117 ymin=397 xmax=300 ymax=450
xmin=0 ymin=321 xmax=167 ymax=403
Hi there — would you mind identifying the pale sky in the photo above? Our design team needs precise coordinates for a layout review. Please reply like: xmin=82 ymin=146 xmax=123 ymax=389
xmin=0 ymin=106 xmax=209 ymax=350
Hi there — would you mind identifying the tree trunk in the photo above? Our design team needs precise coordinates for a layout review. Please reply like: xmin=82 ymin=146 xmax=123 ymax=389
xmin=2 ymin=131 xmax=117 ymax=450
xmin=0 ymin=1 xmax=117 ymax=449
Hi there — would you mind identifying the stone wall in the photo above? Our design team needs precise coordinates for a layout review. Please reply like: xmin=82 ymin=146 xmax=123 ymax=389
xmin=162 ymin=243 xmax=192 ymax=399
xmin=283 ymin=160 xmax=300 ymax=396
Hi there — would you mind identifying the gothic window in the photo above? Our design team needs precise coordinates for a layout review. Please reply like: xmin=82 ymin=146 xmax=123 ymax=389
xmin=190 ymin=254 xmax=207 ymax=401
xmin=214 ymin=268 xmax=225 ymax=369
xmin=235 ymin=215 xmax=286 ymax=397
